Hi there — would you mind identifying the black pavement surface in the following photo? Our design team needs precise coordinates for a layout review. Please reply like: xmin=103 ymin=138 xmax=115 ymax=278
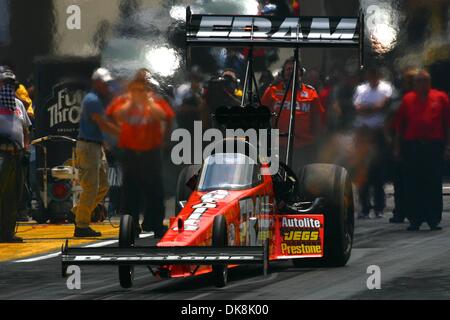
xmin=1 ymin=192 xmax=450 ymax=300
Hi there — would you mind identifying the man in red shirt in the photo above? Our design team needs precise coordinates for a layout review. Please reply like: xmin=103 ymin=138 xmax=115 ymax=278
xmin=262 ymin=58 xmax=325 ymax=170
xmin=394 ymin=70 xmax=450 ymax=231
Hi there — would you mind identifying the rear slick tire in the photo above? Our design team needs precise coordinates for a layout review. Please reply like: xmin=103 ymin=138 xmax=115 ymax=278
xmin=293 ymin=164 xmax=354 ymax=268
xmin=175 ymin=165 xmax=201 ymax=213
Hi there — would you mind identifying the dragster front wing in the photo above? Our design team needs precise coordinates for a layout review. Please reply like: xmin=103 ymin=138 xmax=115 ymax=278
xmin=61 ymin=240 xmax=269 ymax=276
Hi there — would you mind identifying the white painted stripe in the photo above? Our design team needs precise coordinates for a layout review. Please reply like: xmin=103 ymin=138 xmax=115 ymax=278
xmin=14 ymin=231 xmax=153 ymax=263
xmin=14 ymin=252 xmax=61 ymax=263
xmin=84 ymin=240 xmax=118 ymax=248
xmin=139 ymin=232 xmax=154 ymax=239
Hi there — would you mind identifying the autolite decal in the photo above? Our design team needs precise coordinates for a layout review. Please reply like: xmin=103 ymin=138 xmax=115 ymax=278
xmin=174 ymin=190 xmax=229 ymax=231
xmin=281 ymin=217 xmax=321 ymax=228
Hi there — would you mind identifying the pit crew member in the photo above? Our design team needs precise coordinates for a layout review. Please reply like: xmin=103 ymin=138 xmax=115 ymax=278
xmin=262 ymin=57 xmax=325 ymax=169
xmin=393 ymin=69 xmax=450 ymax=231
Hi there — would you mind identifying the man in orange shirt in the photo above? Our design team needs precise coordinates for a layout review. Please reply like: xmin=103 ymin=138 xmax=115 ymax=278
xmin=108 ymin=71 xmax=174 ymax=237
xmin=262 ymin=57 xmax=325 ymax=170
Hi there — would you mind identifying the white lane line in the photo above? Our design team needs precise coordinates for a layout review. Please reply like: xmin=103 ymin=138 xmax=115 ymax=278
xmin=13 ymin=233 xmax=154 ymax=263
xmin=139 ymin=233 xmax=155 ymax=239
xmin=14 ymin=252 xmax=61 ymax=263
xmin=84 ymin=240 xmax=118 ymax=248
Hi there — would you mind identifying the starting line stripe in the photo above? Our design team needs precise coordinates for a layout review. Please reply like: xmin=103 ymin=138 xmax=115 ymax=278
xmin=13 ymin=233 xmax=154 ymax=263
xmin=14 ymin=252 xmax=62 ymax=263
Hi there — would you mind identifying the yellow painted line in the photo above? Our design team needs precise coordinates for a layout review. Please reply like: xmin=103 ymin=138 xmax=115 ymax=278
xmin=0 ymin=223 xmax=119 ymax=262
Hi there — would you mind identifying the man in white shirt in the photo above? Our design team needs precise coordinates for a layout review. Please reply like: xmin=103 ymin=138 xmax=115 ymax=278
xmin=354 ymin=70 xmax=393 ymax=129
xmin=353 ymin=68 xmax=393 ymax=219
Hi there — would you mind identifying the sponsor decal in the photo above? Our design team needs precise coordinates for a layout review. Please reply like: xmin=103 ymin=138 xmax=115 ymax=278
xmin=274 ymin=101 xmax=311 ymax=112
xmin=239 ymin=198 xmax=254 ymax=245
xmin=192 ymin=16 xmax=358 ymax=43
xmin=281 ymin=216 xmax=321 ymax=228
xmin=239 ymin=195 xmax=272 ymax=246
xmin=276 ymin=215 xmax=324 ymax=257
xmin=67 ymin=255 xmax=256 ymax=262
xmin=174 ymin=190 xmax=229 ymax=231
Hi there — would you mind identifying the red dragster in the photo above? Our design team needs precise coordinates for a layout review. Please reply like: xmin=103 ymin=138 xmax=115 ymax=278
xmin=61 ymin=9 xmax=360 ymax=289
xmin=62 ymin=142 xmax=354 ymax=288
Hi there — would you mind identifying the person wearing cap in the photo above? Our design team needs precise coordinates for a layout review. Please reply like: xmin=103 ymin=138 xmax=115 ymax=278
xmin=0 ymin=61 xmax=35 ymax=119
xmin=0 ymin=66 xmax=32 ymax=243
xmin=202 ymin=68 xmax=242 ymax=129
xmin=72 ymin=68 xmax=115 ymax=237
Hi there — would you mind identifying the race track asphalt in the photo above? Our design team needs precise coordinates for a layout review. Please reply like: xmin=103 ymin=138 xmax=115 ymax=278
xmin=1 ymin=186 xmax=450 ymax=300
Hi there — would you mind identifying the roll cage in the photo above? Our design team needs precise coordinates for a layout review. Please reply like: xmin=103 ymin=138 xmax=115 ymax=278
xmin=185 ymin=7 xmax=364 ymax=167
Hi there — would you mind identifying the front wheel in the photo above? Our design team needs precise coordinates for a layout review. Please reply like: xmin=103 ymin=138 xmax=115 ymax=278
xmin=118 ymin=215 xmax=135 ymax=288
xmin=212 ymin=215 xmax=228 ymax=287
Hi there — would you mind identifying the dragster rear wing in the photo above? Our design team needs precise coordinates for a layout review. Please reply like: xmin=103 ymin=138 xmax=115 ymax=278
xmin=61 ymin=240 xmax=269 ymax=276
xmin=186 ymin=7 xmax=364 ymax=65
